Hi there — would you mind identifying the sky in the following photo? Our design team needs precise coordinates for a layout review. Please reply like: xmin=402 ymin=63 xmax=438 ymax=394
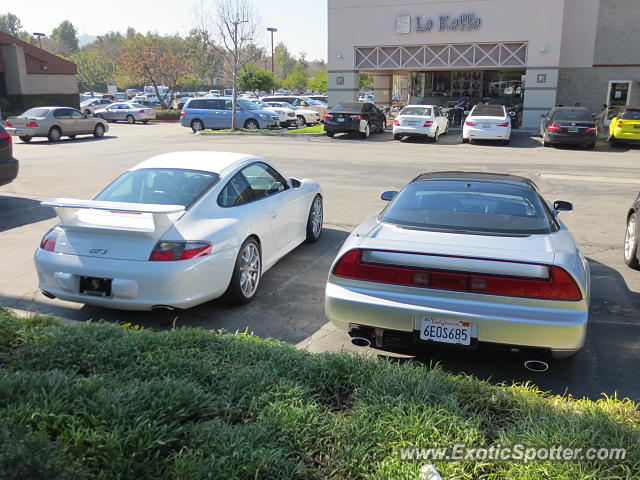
xmin=4 ymin=0 xmax=328 ymax=61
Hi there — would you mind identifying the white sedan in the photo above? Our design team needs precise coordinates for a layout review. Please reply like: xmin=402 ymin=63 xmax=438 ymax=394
xmin=462 ymin=104 xmax=512 ymax=144
xmin=251 ymin=100 xmax=297 ymax=128
xmin=393 ymin=105 xmax=449 ymax=142
xmin=35 ymin=152 xmax=323 ymax=310
xmin=265 ymin=102 xmax=321 ymax=127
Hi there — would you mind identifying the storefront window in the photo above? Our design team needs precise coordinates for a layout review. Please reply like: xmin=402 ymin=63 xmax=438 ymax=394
xmin=608 ymin=82 xmax=630 ymax=107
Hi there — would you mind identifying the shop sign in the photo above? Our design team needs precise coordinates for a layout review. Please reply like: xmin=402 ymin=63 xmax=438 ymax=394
xmin=396 ymin=13 xmax=482 ymax=34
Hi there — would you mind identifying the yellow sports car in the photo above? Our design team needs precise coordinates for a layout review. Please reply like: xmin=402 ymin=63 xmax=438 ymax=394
xmin=609 ymin=106 xmax=640 ymax=147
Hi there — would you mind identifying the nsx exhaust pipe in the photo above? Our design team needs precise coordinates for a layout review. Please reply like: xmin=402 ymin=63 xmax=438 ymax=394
xmin=524 ymin=360 xmax=549 ymax=372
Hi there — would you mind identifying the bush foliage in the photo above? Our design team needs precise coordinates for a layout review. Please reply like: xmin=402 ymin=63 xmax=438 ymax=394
xmin=0 ymin=309 xmax=638 ymax=479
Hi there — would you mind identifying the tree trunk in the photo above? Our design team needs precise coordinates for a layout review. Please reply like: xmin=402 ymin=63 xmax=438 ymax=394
xmin=154 ymin=85 xmax=166 ymax=110
xmin=231 ymin=65 xmax=238 ymax=131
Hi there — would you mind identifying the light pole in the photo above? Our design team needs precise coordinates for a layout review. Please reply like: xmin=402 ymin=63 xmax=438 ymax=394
xmin=267 ymin=27 xmax=277 ymax=94
xmin=33 ymin=32 xmax=45 ymax=49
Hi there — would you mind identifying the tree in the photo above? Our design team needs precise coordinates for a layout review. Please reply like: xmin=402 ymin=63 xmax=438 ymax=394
xmin=193 ymin=0 xmax=261 ymax=130
xmin=284 ymin=64 xmax=308 ymax=93
xmin=118 ymin=34 xmax=194 ymax=109
xmin=360 ymin=73 xmax=374 ymax=91
xmin=0 ymin=13 xmax=22 ymax=36
xmin=51 ymin=20 xmax=79 ymax=55
xmin=274 ymin=42 xmax=297 ymax=80
xmin=88 ymin=31 xmax=125 ymax=58
xmin=70 ymin=49 xmax=116 ymax=93
xmin=185 ymin=29 xmax=223 ymax=87
xmin=307 ymin=69 xmax=327 ymax=93
xmin=238 ymin=64 xmax=276 ymax=95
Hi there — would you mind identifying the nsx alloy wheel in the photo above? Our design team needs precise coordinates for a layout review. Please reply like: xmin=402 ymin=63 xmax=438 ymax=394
xmin=225 ymin=238 xmax=262 ymax=305
xmin=624 ymin=215 xmax=640 ymax=269
xmin=306 ymin=195 xmax=323 ymax=243
xmin=47 ymin=126 xmax=62 ymax=142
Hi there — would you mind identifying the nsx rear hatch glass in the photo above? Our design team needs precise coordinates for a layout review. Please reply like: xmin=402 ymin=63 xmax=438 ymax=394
xmin=381 ymin=180 xmax=555 ymax=235
xmin=94 ymin=168 xmax=220 ymax=209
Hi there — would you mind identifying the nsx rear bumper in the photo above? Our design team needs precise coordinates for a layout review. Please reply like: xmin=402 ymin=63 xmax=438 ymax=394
xmin=325 ymin=276 xmax=588 ymax=355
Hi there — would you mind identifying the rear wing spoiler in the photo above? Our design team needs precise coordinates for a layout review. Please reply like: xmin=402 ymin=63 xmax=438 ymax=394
xmin=42 ymin=198 xmax=185 ymax=234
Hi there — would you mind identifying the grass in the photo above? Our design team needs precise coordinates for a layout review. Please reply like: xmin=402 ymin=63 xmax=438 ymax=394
xmin=0 ymin=308 xmax=638 ymax=479
xmin=201 ymin=125 xmax=324 ymax=135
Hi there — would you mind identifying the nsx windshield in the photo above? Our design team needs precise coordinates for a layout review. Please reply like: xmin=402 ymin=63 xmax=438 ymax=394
xmin=94 ymin=168 xmax=220 ymax=208
xmin=381 ymin=180 xmax=556 ymax=235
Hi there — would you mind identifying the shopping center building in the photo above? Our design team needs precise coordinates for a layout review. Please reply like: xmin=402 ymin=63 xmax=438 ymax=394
xmin=327 ymin=0 xmax=640 ymax=129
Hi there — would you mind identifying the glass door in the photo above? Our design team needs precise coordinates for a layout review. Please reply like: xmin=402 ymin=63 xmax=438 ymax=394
xmin=607 ymin=81 xmax=631 ymax=107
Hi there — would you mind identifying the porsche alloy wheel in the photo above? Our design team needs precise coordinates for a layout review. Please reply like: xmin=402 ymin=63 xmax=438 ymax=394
xmin=624 ymin=215 xmax=639 ymax=269
xmin=225 ymin=238 xmax=262 ymax=305
xmin=306 ymin=195 xmax=323 ymax=243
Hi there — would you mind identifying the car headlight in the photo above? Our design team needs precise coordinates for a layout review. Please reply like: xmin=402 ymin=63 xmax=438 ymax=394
xmin=259 ymin=114 xmax=269 ymax=120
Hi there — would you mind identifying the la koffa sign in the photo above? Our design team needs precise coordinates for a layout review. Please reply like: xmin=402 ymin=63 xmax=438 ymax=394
xmin=395 ymin=13 xmax=482 ymax=34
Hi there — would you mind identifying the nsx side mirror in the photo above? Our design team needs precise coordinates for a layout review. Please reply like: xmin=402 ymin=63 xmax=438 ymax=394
xmin=381 ymin=191 xmax=398 ymax=201
xmin=553 ymin=200 xmax=573 ymax=212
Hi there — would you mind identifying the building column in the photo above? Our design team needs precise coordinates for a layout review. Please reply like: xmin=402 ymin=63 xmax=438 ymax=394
xmin=522 ymin=68 xmax=559 ymax=130
xmin=373 ymin=74 xmax=393 ymax=107
xmin=328 ymin=70 xmax=359 ymax=107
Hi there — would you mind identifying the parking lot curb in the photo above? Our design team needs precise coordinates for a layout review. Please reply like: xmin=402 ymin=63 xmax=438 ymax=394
xmin=198 ymin=131 xmax=325 ymax=137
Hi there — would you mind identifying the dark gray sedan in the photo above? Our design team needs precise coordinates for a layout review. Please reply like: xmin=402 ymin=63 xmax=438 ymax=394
xmin=5 ymin=107 xmax=108 ymax=143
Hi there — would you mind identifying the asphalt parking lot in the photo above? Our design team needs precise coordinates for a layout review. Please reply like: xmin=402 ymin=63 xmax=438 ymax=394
xmin=1 ymin=122 xmax=639 ymax=401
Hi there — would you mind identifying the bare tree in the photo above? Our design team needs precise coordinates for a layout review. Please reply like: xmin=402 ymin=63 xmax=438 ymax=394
xmin=193 ymin=0 xmax=261 ymax=130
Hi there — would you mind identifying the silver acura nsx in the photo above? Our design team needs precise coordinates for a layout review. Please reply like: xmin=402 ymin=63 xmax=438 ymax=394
xmin=325 ymin=172 xmax=590 ymax=359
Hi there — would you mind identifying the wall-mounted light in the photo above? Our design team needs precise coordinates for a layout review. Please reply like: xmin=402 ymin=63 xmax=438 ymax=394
xmin=539 ymin=44 xmax=549 ymax=53
xmin=40 ymin=65 xmax=48 ymax=70
xmin=336 ymin=50 xmax=344 ymax=60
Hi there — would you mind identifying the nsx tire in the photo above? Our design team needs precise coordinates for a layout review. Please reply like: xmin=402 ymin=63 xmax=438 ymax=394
xmin=306 ymin=195 xmax=323 ymax=243
xmin=224 ymin=238 xmax=262 ymax=305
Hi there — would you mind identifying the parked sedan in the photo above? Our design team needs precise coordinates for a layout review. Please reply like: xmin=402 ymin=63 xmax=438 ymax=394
xmin=35 ymin=152 xmax=323 ymax=310
xmin=625 ymin=192 xmax=640 ymax=269
xmin=94 ymin=102 xmax=156 ymax=124
xmin=540 ymin=107 xmax=597 ymax=149
xmin=0 ymin=124 xmax=18 ymax=187
xmin=393 ymin=105 xmax=449 ymax=142
xmin=265 ymin=102 xmax=321 ymax=127
xmin=80 ymin=98 xmax=113 ymax=116
xmin=260 ymin=96 xmax=328 ymax=119
xmin=5 ymin=107 xmax=108 ymax=143
xmin=251 ymin=100 xmax=297 ymax=127
xmin=462 ymin=104 xmax=512 ymax=144
xmin=608 ymin=106 xmax=640 ymax=147
xmin=324 ymin=102 xmax=387 ymax=138
xmin=325 ymin=172 xmax=589 ymax=360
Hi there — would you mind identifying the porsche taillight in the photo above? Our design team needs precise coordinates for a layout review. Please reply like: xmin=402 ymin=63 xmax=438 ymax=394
xmin=40 ymin=228 xmax=61 ymax=252
xmin=149 ymin=241 xmax=212 ymax=261
xmin=332 ymin=249 xmax=582 ymax=301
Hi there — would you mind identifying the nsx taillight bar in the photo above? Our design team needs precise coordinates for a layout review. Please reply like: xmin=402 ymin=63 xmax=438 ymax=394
xmin=149 ymin=241 xmax=212 ymax=261
xmin=332 ymin=249 xmax=582 ymax=301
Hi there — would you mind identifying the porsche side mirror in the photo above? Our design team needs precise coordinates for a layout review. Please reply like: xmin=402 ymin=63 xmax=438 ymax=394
xmin=290 ymin=178 xmax=301 ymax=188
xmin=554 ymin=200 xmax=573 ymax=212
xmin=381 ymin=191 xmax=398 ymax=201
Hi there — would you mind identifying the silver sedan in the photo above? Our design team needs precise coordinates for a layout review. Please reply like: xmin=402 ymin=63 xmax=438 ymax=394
xmin=94 ymin=102 xmax=156 ymax=124
xmin=5 ymin=106 xmax=108 ymax=143
xmin=325 ymin=172 xmax=590 ymax=360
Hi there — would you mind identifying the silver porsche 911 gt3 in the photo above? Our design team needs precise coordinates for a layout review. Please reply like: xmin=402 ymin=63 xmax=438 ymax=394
xmin=325 ymin=172 xmax=590 ymax=359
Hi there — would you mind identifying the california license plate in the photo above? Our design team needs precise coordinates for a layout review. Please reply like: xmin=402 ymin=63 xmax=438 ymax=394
xmin=419 ymin=317 xmax=472 ymax=345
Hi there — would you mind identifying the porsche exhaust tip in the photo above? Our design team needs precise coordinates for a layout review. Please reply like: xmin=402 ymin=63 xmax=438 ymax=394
xmin=351 ymin=336 xmax=372 ymax=348
xmin=41 ymin=290 xmax=56 ymax=299
xmin=524 ymin=360 xmax=549 ymax=372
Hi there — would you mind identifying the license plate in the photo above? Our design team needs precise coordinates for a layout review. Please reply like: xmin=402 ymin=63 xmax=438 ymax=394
xmin=482 ymin=123 xmax=491 ymax=129
xmin=337 ymin=118 xmax=345 ymax=123
xmin=419 ymin=317 xmax=472 ymax=345
xmin=79 ymin=276 xmax=112 ymax=297
xmin=406 ymin=121 xmax=418 ymax=126
xmin=634 ymin=125 xmax=640 ymax=129
xmin=568 ymin=128 xmax=579 ymax=133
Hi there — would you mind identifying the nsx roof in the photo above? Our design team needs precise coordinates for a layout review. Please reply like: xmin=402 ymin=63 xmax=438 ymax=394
xmin=132 ymin=152 xmax=258 ymax=175
xmin=413 ymin=171 xmax=533 ymax=186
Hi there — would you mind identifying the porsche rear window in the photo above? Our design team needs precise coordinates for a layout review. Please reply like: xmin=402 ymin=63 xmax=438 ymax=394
xmin=381 ymin=181 xmax=555 ymax=235
xmin=621 ymin=109 xmax=640 ymax=120
xmin=95 ymin=169 xmax=220 ymax=208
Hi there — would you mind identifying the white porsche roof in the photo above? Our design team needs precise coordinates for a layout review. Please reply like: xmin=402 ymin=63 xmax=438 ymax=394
xmin=131 ymin=151 xmax=259 ymax=175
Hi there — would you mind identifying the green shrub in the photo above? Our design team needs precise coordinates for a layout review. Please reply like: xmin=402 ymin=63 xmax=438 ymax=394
xmin=0 ymin=309 xmax=637 ymax=479
xmin=154 ymin=110 xmax=181 ymax=120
